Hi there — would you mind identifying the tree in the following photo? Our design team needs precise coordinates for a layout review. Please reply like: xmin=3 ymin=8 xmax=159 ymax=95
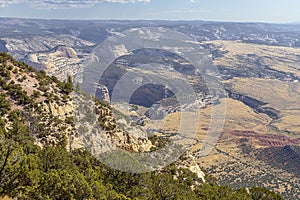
xmin=61 ymin=76 xmax=73 ymax=95
xmin=0 ymin=135 xmax=26 ymax=196
xmin=0 ymin=94 xmax=10 ymax=115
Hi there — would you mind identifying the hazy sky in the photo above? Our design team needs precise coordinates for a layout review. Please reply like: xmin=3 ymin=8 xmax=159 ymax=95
xmin=0 ymin=0 xmax=299 ymax=23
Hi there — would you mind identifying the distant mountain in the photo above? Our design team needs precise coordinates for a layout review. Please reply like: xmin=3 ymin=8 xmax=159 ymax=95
xmin=0 ymin=40 xmax=7 ymax=52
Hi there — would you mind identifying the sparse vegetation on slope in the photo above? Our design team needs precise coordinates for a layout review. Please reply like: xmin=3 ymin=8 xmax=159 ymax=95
xmin=0 ymin=52 xmax=283 ymax=199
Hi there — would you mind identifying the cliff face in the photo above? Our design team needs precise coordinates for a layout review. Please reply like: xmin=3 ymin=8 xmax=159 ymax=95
xmin=24 ymin=45 xmax=85 ymax=81
xmin=71 ymin=93 xmax=153 ymax=153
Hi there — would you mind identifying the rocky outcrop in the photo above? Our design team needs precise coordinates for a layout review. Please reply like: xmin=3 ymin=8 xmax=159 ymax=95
xmin=24 ymin=45 xmax=86 ymax=81
xmin=54 ymin=46 xmax=78 ymax=59
xmin=44 ymin=101 xmax=73 ymax=117
xmin=71 ymin=93 xmax=153 ymax=154
xmin=178 ymin=153 xmax=206 ymax=183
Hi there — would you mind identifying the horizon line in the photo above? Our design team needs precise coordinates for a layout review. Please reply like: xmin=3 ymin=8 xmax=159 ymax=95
xmin=0 ymin=16 xmax=298 ymax=25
